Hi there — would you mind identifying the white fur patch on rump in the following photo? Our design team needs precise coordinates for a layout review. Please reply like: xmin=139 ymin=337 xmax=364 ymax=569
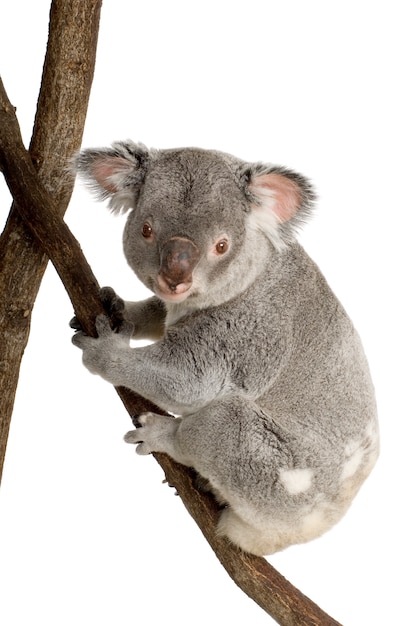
xmin=280 ymin=468 xmax=313 ymax=495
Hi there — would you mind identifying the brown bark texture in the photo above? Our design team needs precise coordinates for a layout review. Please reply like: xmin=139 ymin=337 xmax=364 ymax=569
xmin=0 ymin=4 xmax=343 ymax=624
xmin=0 ymin=0 xmax=102 ymax=479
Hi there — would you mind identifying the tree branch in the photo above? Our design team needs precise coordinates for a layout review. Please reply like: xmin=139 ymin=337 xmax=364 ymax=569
xmin=0 ymin=78 xmax=342 ymax=625
xmin=0 ymin=0 xmax=102 ymax=480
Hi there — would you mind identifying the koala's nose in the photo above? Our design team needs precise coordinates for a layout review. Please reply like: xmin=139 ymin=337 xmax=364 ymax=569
xmin=159 ymin=237 xmax=200 ymax=291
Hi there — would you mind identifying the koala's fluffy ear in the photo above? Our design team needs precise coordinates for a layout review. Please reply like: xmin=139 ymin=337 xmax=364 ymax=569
xmin=243 ymin=164 xmax=316 ymax=248
xmin=74 ymin=140 xmax=150 ymax=213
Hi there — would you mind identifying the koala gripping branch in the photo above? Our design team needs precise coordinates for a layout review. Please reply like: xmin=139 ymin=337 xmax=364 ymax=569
xmin=0 ymin=79 xmax=341 ymax=626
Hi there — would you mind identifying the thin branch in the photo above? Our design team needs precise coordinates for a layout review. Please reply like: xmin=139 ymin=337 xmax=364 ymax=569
xmin=0 ymin=78 xmax=342 ymax=626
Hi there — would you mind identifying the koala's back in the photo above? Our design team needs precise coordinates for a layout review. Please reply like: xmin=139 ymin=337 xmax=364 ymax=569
xmin=168 ymin=242 xmax=379 ymax=552
xmin=258 ymin=243 xmax=378 ymax=443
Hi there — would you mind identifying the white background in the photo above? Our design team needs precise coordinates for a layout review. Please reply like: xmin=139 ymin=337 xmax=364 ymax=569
xmin=1 ymin=1 xmax=416 ymax=624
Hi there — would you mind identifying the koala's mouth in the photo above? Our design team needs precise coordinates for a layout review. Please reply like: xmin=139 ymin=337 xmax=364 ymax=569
xmin=154 ymin=274 xmax=193 ymax=303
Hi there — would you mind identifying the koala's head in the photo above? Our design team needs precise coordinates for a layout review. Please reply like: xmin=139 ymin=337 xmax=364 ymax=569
xmin=75 ymin=141 xmax=315 ymax=307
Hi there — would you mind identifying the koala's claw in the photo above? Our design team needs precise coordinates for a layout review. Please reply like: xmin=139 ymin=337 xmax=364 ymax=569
xmin=100 ymin=286 xmax=126 ymax=331
xmin=69 ymin=287 xmax=125 ymax=333
xmin=69 ymin=315 xmax=82 ymax=331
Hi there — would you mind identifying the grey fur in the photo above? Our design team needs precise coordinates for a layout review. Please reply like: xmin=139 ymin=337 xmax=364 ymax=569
xmin=72 ymin=142 xmax=379 ymax=556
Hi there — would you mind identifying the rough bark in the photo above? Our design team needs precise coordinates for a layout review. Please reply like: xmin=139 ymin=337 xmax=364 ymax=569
xmin=0 ymin=0 xmax=102 ymax=480
xmin=0 ymin=78 xmax=342 ymax=626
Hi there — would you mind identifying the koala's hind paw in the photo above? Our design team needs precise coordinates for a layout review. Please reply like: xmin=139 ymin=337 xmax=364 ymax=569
xmin=124 ymin=412 xmax=179 ymax=456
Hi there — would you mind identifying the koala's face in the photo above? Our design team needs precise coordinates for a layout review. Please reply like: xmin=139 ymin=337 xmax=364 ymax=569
xmin=123 ymin=149 xmax=252 ymax=306
xmin=75 ymin=141 xmax=315 ymax=308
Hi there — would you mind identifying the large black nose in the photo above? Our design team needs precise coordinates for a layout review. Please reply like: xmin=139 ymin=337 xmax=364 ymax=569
xmin=159 ymin=237 xmax=200 ymax=290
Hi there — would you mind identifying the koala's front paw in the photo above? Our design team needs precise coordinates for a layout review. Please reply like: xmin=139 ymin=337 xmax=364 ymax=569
xmin=72 ymin=314 xmax=133 ymax=382
xmin=124 ymin=413 xmax=179 ymax=456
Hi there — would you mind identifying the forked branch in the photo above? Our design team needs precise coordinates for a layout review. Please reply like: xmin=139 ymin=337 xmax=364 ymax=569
xmin=0 ymin=0 xmax=102 ymax=480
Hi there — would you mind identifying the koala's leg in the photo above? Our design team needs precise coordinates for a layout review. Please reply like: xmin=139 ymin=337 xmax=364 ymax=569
xmin=124 ymin=396 xmax=287 ymax=472
xmin=125 ymin=397 xmax=301 ymax=555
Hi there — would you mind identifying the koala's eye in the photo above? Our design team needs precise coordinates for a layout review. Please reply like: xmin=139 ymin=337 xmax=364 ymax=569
xmin=142 ymin=222 xmax=153 ymax=238
xmin=215 ymin=239 xmax=229 ymax=255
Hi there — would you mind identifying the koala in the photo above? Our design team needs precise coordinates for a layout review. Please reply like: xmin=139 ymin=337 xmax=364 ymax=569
xmin=72 ymin=141 xmax=379 ymax=556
